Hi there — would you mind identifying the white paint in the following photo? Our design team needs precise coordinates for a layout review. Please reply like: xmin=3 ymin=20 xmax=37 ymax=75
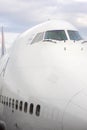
xmin=0 ymin=20 xmax=87 ymax=130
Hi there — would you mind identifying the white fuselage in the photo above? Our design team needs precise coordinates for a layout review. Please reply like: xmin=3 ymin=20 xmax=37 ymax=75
xmin=0 ymin=20 xmax=87 ymax=130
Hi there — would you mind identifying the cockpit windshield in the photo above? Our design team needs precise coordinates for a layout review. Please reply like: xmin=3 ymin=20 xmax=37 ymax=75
xmin=67 ymin=30 xmax=82 ymax=41
xmin=44 ymin=30 xmax=68 ymax=41
xmin=31 ymin=30 xmax=83 ymax=44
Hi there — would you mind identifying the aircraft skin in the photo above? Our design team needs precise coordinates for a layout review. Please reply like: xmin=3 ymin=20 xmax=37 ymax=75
xmin=0 ymin=20 xmax=87 ymax=130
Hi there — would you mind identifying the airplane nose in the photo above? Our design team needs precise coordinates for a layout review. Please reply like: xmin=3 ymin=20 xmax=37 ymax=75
xmin=62 ymin=89 xmax=87 ymax=130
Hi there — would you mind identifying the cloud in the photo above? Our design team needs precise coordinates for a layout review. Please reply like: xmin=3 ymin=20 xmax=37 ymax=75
xmin=76 ymin=14 xmax=87 ymax=26
xmin=0 ymin=0 xmax=59 ymax=31
xmin=75 ymin=0 xmax=87 ymax=2
xmin=0 ymin=32 xmax=19 ymax=46
xmin=0 ymin=0 xmax=87 ymax=39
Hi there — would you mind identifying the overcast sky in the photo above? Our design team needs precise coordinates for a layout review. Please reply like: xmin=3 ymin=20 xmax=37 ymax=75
xmin=0 ymin=0 xmax=87 ymax=44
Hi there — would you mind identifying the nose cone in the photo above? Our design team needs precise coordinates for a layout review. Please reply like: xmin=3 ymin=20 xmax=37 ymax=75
xmin=62 ymin=89 xmax=87 ymax=130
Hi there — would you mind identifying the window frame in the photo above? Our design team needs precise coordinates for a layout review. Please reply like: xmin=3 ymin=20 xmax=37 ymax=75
xmin=9 ymin=98 xmax=11 ymax=107
xmin=29 ymin=103 xmax=34 ymax=114
xmin=31 ymin=32 xmax=45 ymax=44
xmin=12 ymin=99 xmax=15 ymax=109
xmin=36 ymin=104 xmax=41 ymax=116
xmin=15 ymin=100 xmax=18 ymax=110
xmin=19 ymin=101 xmax=23 ymax=111
xmin=6 ymin=97 xmax=8 ymax=106
xmin=67 ymin=30 xmax=82 ymax=41
xmin=0 ymin=95 xmax=2 ymax=103
xmin=44 ymin=30 xmax=68 ymax=41
xmin=24 ymin=102 xmax=28 ymax=113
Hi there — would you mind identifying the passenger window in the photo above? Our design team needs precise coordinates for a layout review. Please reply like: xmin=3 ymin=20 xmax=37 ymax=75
xmin=12 ymin=99 xmax=14 ymax=108
xmin=36 ymin=105 xmax=41 ymax=116
xmin=31 ymin=32 xmax=44 ymax=44
xmin=19 ymin=101 xmax=23 ymax=111
xmin=0 ymin=95 xmax=2 ymax=103
xmin=6 ymin=97 xmax=8 ymax=106
xmin=2 ymin=96 xmax=3 ymax=104
xmin=15 ymin=100 xmax=18 ymax=110
xmin=4 ymin=96 xmax=6 ymax=105
xmin=9 ymin=98 xmax=11 ymax=107
xmin=24 ymin=102 xmax=28 ymax=113
xmin=29 ymin=103 xmax=34 ymax=114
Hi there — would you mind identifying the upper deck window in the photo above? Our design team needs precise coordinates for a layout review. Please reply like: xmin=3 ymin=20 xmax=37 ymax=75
xmin=44 ymin=30 xmax=68 ymax=41
xmin=68 ymin=30 xmax=82 ymax=41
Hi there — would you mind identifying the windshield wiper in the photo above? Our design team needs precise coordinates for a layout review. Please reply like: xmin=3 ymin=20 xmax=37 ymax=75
xmin=81 ymin=40 xmax=87 ymax=44
xmin=43 ymin=39 xmax=57 ymax=43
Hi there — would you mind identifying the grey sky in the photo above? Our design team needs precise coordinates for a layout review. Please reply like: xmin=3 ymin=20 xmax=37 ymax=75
xmin=0 ymin=0 xmax=87 ymax=40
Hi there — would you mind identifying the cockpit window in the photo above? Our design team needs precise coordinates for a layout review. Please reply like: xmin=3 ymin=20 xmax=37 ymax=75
xmin=68 ymin=30 xmax=82 ymax=41
xmin=44 ymin=30 xmax=68 ymax=41
xmin=31 ymin=32 xmax=44 ymax=44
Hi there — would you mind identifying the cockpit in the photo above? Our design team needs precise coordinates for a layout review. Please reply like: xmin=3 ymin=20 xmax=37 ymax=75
xmin=31 ymin=30 xmax=82 ymax=44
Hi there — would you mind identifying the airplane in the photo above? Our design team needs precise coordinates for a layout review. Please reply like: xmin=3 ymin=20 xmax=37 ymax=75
xmin=0 ymin=19 xmax=87 ymax=130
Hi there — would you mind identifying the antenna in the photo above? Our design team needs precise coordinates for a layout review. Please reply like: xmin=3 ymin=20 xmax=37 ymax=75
xmin=1 ymin=26 xmax=5 ymax=56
